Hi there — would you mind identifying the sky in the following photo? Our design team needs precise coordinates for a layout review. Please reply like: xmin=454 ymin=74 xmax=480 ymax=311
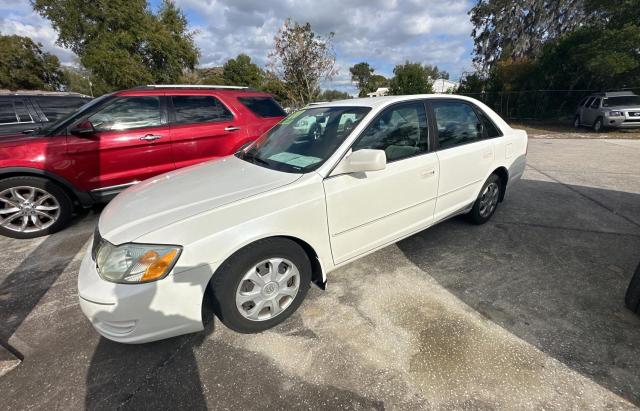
xmin=0 ymin=0 xmax=475 ymax=95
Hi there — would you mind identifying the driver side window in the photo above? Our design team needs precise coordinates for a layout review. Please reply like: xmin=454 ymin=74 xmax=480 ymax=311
xmin=89 ymin=96 xmax=162 ymax=132
xmin=352 ymin=102 xmax=428 ymax=162
xmin=432 ymin=100 xmax=482 ymax=150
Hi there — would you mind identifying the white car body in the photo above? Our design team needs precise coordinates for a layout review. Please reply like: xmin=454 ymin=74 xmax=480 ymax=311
xmin=78 ymin=95 xmax=527 ymax=343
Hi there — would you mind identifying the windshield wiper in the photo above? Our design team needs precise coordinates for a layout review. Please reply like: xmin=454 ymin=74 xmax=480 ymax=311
xmin=242 ymin=151 xmax=270 ymax=167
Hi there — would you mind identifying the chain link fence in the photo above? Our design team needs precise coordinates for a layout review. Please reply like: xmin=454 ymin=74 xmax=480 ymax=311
xmin=458 ymin=88 xmax=640 ymax=121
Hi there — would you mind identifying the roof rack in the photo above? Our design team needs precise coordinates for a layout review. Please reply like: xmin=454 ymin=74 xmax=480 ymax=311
xmin=0 ymin=90 xmax=91 ymax=97
xmin=142 ymin=84 xmax=250 ymax=90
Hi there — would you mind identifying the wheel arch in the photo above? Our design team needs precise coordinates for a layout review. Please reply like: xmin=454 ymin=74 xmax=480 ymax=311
xmin=490 ymin=166 xmax=509 ymax=202
xmin=0 ymin=167 xmax=93 ymax=207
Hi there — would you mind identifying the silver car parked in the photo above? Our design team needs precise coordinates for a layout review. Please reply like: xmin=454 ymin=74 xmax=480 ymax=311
xmin=574 ymin=91 xmax=640 ymax=132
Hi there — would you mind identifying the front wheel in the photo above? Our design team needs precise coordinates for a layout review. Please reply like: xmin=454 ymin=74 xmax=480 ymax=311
xmin=593 ymin=117 xmax=604 ymax=133
xmin=468 ymin=174 xmax=502 ymax=225
xmin=210 ymin=238 xmax=311 ymax=333
xmin=0 ymin=176 xmax=73 ymax=239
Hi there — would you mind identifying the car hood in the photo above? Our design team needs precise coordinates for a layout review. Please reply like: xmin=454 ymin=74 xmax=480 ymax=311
xmin=99 ymin=155 xmax=301 ymax=244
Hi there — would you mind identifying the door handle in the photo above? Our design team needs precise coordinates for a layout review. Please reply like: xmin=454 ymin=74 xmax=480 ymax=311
xmin=225 ymin=126 xmax=241 ymax=132
xmin=421 ymin=169 xmax=436 ymax=178
xmin=140 ymin=134 xmax=162 ymax=141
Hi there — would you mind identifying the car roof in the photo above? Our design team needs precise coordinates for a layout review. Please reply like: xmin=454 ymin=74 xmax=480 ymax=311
xmin=306 ymin=94 xmax=482 ymax=109
xmin=0 ymin=90 xmax=91 ymax=98
xmin=116 ymin=85 xmax=274 ymax=97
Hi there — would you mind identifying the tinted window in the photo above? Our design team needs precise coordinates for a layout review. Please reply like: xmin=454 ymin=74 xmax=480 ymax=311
xmin=34 ymin=96 xmax=91 ymax=122
xmin=172 ymin=96 xmax=233 ymax=124
xmin=0 ymin=101 xmax=17 ymax=124
xmin=477 ymin=109 xmax=502 ymax=138
xmin=590 ymin=98 xmax=601 ymax=109
xmin=432 ymin=100 xmax=483 ymax=149
xmin=14 ymin=100 xmax=33 ymax=122
xmin=238 ymin=97 xmax=286 ymax=117
xmin=352 ymin=102 xmax=428 ymax=162
xmin=89 ymin=96 xmax=161 ymax=131
xmin=584 ymin=97 xmax=595 ymax=107
xmin=579 ymin=97 xmax=589 ymax=107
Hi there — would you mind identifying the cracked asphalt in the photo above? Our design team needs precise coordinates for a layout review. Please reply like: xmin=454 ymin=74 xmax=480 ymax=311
xmin=1 ymin=138 xmax=639 ymax=410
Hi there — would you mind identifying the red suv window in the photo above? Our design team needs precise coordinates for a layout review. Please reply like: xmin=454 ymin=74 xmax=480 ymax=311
xmin=171 ymin=96 xmax=234 ymax=124
xmin=237 ymin=97 xmax=286 ymax=118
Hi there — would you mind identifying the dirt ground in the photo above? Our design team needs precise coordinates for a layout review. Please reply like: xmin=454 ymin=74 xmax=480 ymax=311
xmin=510 ymin=120 xmax=640 ymax=139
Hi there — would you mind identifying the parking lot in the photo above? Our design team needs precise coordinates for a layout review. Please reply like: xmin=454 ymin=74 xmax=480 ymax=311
xmin=1 ymin=138 xmax=639 ymax=410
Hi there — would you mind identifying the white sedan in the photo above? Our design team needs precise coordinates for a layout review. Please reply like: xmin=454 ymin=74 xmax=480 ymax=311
xmin=78 ymin=95 xmax=527 ymax=343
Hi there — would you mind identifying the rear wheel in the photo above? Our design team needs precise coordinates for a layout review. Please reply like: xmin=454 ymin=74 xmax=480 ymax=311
xmin=573 ymin=115 xmax=581 ymax=129
xmin=0 ymin=176 xmax=73 ymax=239
xmin=468 ymin=174 xmax=502 ymax=225
xmin=210 ymin=238 xmax=311 ymax=333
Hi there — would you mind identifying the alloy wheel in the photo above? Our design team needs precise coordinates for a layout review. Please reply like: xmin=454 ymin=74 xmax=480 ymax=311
xmin=479 ymin=182 xmax=499 ymax=218
xmin=0 ymin=186 xmax=61 ymax=233
xmin=235 ymin=258 xmax=301 ymax=321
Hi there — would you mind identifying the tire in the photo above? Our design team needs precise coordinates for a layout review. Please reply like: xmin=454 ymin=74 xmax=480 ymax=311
xmin=573 ymin=115 xmax=581 ymax=129
xmin=624 ymin=261 xmax=640 ymax=314
xmin=592 ymin=117 xmax=604 ymax=132
xmin=468 ymin=174 xmax=502 ymax=225
xmin=0 ymin=176 xmax=73 ymax=239
xmin=210 ymin=238 xmax=312 ymax=333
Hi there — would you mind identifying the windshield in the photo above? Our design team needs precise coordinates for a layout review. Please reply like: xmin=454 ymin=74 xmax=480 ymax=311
xmin=40 ymin=94 xmax=113 ymax=135
xmin=237 ymin=106 xmax=371 ymax=173
xmin=602 ymin=96 xmax=640 ymax=107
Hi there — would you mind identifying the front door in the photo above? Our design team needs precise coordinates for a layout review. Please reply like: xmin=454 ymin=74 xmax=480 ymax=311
xmin=65 ymin=95 xmax=174 ymax=193
xmin=323 ymin=101 xmax=439 ymax=264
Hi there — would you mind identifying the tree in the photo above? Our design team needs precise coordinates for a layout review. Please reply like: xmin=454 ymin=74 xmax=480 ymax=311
xmin=349 ymin=62 xmax=374 ymax=97
xmin=268 ymin=19 xmax=337 ymax=107
xmin=62 ymin=66 xmax=94 ymax=95
xmin=32 ymin=0 xmax=199 ymax=94
xmin=469 ymin=0 xmax=588 ymax=71
xmin=389 ymin=62 xmax=433 ymax=95
xmin=317 ymin=89 xmax=351 ymax=101
xmin=0 ymin=34 xmax=65 ymax=90
xmin=222 ymin=54 xmax=264 ymax=88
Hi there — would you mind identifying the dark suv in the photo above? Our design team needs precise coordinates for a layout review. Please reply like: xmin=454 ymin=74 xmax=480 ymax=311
xmin=0 ymin=85 xmax=285 ymax=238
xmin=0 ymin=91 xmax=92 ymax=135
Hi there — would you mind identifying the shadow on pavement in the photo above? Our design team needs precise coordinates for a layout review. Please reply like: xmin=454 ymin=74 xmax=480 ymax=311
xmin=0 ymin=213 xmax=96 ymax=349
xmin=84 ymin=265 xmax=215 ymax=410
xmin=398 ymin=179 xmax=640 ymax=405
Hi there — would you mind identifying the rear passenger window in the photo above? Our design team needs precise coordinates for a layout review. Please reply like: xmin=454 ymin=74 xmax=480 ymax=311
xmin=584 ymin=97 xmax=595 ymax=107
xmin=352 ymin=101 xmax=428 ymax=162
xmin=14 ymin=100 xmax=33 ymax=122
xmin=590 ymin=98 xmax=601 ymax=109
xmin=477 ymin=109 xmax=502 ymax=138
xmin=172 ymin=96 xmax=234 ymax=124
xmin=432 ymin=100 xmax=483 ymax=149
xmin=34 ymin=97 xmax=90 ymax=122
xmin=0 ymin=101 xmax=17 ymax=124
xmin=238 ymin=97 xmax=286 ymax=117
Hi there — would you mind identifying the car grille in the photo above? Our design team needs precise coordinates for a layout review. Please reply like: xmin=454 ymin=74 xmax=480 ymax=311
xmin=91 ymin=227 xmax=102 ymax=261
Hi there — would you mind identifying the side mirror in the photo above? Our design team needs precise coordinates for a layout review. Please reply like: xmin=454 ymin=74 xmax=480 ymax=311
xmin=70 ymin=120 xmax=95 ymax=136
xmin=332 ymin=149 xmax=386 ymax=176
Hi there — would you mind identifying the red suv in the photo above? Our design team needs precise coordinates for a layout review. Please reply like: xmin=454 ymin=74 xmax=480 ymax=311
xmin=0 ymin=85 xmax=285 ymax=238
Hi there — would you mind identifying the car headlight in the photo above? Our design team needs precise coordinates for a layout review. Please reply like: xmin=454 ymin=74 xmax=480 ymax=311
xmin=609 ymin=111 xmax=624 ymax=117
xmin=94 ymin=239 xmax=182 ymax=284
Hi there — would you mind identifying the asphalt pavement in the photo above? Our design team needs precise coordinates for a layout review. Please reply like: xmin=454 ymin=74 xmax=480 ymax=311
xmin=1 ymin=138 xmax=639 ymax=410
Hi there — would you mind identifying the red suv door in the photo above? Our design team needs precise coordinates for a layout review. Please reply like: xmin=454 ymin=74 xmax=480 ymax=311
xmin=65 ymin=95 xmax=175 ymax=194
xmin=168 ymin=94 xmax=248 ymax=169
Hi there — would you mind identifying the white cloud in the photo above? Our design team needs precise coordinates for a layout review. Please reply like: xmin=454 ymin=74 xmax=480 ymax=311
xmin=2 ymin=0 xmax=474 ymax=93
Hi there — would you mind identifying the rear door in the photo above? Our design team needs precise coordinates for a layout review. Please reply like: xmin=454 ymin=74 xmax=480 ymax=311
xmin=430 ymin=99 xmax=496 ymax=222
xmin=583 ymin=97 xmax=601 ymax=125
xmin=168 ymin=94 xmax=244 ymax=169
xmin=65 ymin=94 xmax=175 ymax=193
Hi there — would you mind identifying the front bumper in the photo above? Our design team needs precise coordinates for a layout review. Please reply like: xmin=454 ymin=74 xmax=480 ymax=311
xmin=604 ymin=116 xmax=640 ymax=129
xmin=77 ymin=244 xmax=215 ymax=344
